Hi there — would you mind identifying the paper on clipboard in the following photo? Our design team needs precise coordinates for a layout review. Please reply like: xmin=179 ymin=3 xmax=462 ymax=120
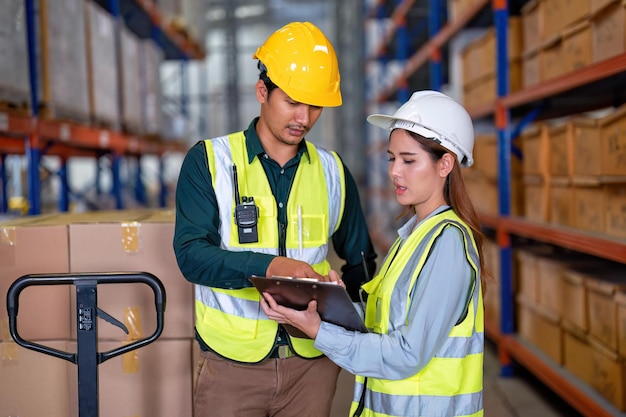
xmin=250 ymin=275 xmax=368 ymax=338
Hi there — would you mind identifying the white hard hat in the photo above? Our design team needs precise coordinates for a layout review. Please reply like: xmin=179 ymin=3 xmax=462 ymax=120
xmin=367 ymin=90 xmax=475 ymax=167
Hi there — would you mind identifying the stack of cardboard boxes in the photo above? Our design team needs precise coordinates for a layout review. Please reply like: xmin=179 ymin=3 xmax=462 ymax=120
xmin=0 ymin=209 xmax=194 ymax=416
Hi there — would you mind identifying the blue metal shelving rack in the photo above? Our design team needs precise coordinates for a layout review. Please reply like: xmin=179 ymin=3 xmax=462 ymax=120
xmin=0 ymin=0 xmax=199 ymax=215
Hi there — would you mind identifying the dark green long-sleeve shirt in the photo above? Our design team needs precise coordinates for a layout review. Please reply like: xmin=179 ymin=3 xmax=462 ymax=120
xmin=173 ymin=118 xmax=377 ymax=301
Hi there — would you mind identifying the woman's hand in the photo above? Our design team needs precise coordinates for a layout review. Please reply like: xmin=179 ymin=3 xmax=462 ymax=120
xmin=260 ymin=292 xmax=322 ymax=339
xmin=326 ymin=269 xmax=345 ymax=288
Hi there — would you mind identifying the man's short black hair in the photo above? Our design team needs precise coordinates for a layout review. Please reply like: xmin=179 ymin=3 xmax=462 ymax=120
xmin=258 ymin=61 xmax=278 ymax=95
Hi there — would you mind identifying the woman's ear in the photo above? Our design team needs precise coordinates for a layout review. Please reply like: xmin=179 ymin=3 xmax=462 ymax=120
xmin=439 ymin=153 xmax=455 ymax=177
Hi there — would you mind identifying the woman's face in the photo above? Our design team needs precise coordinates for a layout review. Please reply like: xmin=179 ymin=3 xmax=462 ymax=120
xmin=387 ymin=129 xmax=451 ymax=218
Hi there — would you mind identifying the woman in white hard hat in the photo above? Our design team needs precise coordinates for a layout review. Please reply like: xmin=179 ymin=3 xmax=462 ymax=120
xmin=262 ymin=90 xmax=488 ymax=417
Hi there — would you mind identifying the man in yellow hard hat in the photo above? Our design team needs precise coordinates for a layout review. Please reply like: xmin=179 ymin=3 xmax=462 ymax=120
xmin=173 ymin=21 xmax=377 ymax=417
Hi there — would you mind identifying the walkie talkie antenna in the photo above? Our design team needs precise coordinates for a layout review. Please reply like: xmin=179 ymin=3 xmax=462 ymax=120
xmin=232 ymin=165 xmax=241 ymax=204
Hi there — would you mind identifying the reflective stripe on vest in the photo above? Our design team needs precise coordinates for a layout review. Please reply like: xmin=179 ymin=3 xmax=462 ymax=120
xmin=351 ymin=210 xmax=484 ymax=417
xmin=195 ymin=132 xmax=345 ymax=362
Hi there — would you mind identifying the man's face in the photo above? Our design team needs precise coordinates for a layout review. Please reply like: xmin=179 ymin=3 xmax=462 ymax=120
xmin=256 ymin=81 xmax=323 ymax=147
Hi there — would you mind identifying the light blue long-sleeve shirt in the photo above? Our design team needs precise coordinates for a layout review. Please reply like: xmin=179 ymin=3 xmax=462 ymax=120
xmin=314 ymin=206 xmax=474 ymax=380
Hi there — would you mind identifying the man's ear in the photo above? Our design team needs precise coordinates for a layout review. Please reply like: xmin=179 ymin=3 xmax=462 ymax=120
xmin=256 ymin=80 xmax=267 ymax=103
xmin=439 ymin=153 xmax=455 ymax=177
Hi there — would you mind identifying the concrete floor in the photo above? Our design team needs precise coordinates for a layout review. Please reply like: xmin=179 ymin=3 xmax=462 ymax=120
xmin=329 ymin=339 xmax=583 ymax=417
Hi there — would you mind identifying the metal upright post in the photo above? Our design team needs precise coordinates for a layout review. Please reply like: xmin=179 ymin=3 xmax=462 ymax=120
xmin=493 ymin=0 xmax=514 ymax=377
xmin=58 ymin=157 xmax=69 ymax=212
xmin=0 ymin=154 xmax=6 ymax=212
xmin=428 ymin=0 xmax=443 ymax=91
xmin=25 ymin=0 xmax=41 ymax=214
xmin=396 ymin=0 xmax=410 ymax=103
xmin=111 ymin=153 xmax=123 ymax=209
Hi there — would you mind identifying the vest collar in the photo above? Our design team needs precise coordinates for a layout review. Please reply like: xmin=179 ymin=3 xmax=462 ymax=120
xmin=246 ymin=118 xmax=311 ymax=164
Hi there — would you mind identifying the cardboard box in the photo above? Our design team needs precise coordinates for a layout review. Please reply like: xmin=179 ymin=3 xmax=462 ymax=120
xmin=598 ymin=105 xmax=626 ymax=177
xmin=522 ymin=47 xmax=540 ymax=88
xmin=616 ymin=291 xmax=626 ymax=358
xmin=69 ymin=339 xmax=193 ymax=417
xmin=515 ymin=245 xmax=554 ymax=303
xmin=539 ymin=35 xmax=564 ymax=82
xmin=561 ymin=20 xmax=592 ymax=74
xmin=590 ymin=337 xmax=626 ymax=411
xmin=547 ymin=122 xmax=573 ymax=177
xmin=0 ymin=341 xmax=73 ymax=417
xmin=605 ymin=183 xmax=626 ymax=239
xmin=573 ymin=182 xmax=605 ymax=233
xmin=563 ymin=322 xmax=593 ymax=386
xmin=523 ymin=175 xmax=549 ymax=223
xmin=521 ymin=124 xmax=548 ymax=177
xmin=548 ymin=178 xmax=574 ymax=228
xmin=587 ymin=272 xmax=626 ymax=351
xmin=521 ymin=0 xmax=541 ymax=53
xmin=516 ymin=294 xmax=563 ymax=365
xmin=0 ymin=216 xmax=72 ymax=341
xmin=571 ymin=116 xmax=601 ymax=178
xmin=562 ymin=268 xmax=590 ymax=331
xmin=68 ymin=210 xmax=194 ymax=340
xmin=591 ymin=0 xmax=626 ymax=63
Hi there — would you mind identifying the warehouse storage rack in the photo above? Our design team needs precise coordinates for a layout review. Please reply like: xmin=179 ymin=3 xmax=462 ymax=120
xmin=365 ymin=1 xmax=626 ymax=416
xmin=0 ymin=0 xmax=204 ymax=215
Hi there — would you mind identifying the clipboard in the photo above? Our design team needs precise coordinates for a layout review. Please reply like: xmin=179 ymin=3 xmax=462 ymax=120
xmin=250 ymin=275 xmax=368 ymax=338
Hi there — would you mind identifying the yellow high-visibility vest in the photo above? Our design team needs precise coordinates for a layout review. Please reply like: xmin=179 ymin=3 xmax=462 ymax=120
xmin=351 ymin=209 xmax=484 ymax=417
xmin=195 ymin=132 xmax=346 ymax=362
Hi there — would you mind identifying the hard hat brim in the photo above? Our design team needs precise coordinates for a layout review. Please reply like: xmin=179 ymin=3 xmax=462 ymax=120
xmin=367 ymin=114 xmax=474 ymax=167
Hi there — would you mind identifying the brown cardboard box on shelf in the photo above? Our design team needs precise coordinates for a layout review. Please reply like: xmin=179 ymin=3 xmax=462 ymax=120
xmin=0 ymin=341 xmax=73 ymax=417
xmin=616 ymin=291 xmax=626 ymax=358
xmin=562 ymin=0 xmax=591 ymax=28
xmin=589 ymin=337 xmax=626 ymax=412
xmin=514 ymin=245 xmax=554 ymax=304
xmin=516 ymin=294 xmax=563 ymax=365
xmin=535 ymin=252 xmax=602 ymax=320
xmin=0 ymin=215 xmax=72 ymax=341
xmin=561 ymin=20 xmax=592 ymax=74
xmin=539 ymin=0 xmax=566 ymax=42
xmin=571 ymin=116 xmax=602 ymax=179
xmin=562 ymin=268 xmax=590 ymax=332
xmin=547 ymin=122 xmax=574 ymax=178
xmin=573 ymin=182 xmax=606 ymax=233
xmin=521 ymin=47 xmax=540 ymax=88
xmin=605 ymin=183 xmax=626 ymax=239
xmin=522 ymin=175 xmax=549 ymax=223
xmin=562 ymin=321 xmax=594 ymax=386
xmin=586 ymin=270 xmax=626 ymax=352
xmin=520 ymin=123 xmax=548 ymax=177
xmin=591 ymin=0 xmax=626 ymax=63
xmin=539 ymin=34 xmax=565 ymax=83
xmin=548 ymin=177 xmax=574 ymax=228
xmin=69 ymin=339 xmax=193 ymax=417
xmin=68 ymin=209 xmax=194 ymax=340
xmin=598 ymin=104 xmax=626 ymax=177
xmin=521 ymin=0 xmax=541 ymax=53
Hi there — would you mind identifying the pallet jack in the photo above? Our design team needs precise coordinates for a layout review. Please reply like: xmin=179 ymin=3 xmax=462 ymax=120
xmin=6 ymin=272 xmax=166 ymax=417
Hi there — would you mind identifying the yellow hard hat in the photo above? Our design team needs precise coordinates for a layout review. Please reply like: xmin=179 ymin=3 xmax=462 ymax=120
xmin=253 ymin=22 xmax=342 ymax=107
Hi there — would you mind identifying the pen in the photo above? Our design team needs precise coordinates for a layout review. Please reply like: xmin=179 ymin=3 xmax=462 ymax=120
xmin=298 ymin=205 xmax=303 ymax=257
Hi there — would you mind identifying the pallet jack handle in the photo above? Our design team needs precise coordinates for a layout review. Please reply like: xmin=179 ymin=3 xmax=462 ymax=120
xmin=6 ymin=271 xmax=166 ymax=417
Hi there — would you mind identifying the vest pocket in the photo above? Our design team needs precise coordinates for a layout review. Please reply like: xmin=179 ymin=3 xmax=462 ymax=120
xmin=289 ymin=213 xmax=327 ymax=247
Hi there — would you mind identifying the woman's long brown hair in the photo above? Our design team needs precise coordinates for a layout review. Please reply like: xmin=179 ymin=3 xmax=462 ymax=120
xmin=402 ymin=132 xmax=491 ymax=294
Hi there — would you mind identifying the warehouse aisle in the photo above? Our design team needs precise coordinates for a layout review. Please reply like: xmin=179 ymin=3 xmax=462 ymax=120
xmin=330 ymin=339 xmax=583 ymax=417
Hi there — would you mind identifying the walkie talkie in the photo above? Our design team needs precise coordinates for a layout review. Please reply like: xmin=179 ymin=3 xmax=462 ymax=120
xmin=232 ymin=164 xmax=259 ymax=243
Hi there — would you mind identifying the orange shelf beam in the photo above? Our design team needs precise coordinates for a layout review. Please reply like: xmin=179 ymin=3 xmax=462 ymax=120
xmin=501 ymin=335 xmax=621 ymax=417
xmin=501 ymin=53 xmax=626 ymax=109
xmin=479 ymin=213 xmax=626 ymax=264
